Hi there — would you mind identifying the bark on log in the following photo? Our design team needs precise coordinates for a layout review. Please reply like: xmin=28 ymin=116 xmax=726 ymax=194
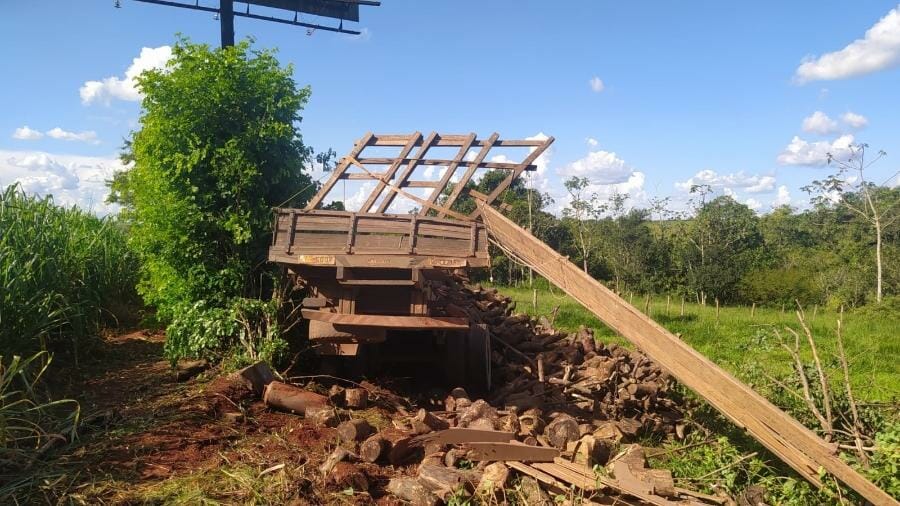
xmin=263 ymin=381 xmax=327 ymax=415
xmin=235 ymin=361 xmax=275 ymax=396
xmin=337 ymin=419 xmax=374 ymax=443
xmin=545 ymin=414 xmax=579 ymax=449
xmin=345 ymin=388 xmax=369 ymax=409
xmin=387 ymin=477 xmax=440 ymax=506
xmin=360 ymin=434 xmax=389 ymax=463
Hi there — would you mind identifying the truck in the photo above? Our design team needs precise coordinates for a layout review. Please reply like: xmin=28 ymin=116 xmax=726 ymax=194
xmin=268 ymin=131 xmax=553 ymax=391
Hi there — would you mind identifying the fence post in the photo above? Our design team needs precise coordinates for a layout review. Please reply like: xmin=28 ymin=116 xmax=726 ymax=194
xmin=645 ymin=293 xmax=651 ymax=316
xmin=666 ymin=294 xmax=671 ymax=316
xmin=751 ymin=302 xmax=756 ymax=319
xmin=680 ymin=296 xmax=685 ymax=317
xmin=532 ymin=288 xmax=537 ymax=313
xmin=715 ymin=298 xmax=720 ymax=324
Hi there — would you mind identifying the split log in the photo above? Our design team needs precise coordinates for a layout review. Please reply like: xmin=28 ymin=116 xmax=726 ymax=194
xmin=263 ymin=381 xmax=328 ymax=415
xmin=477 ymin=462 xmax=510 ymax=494
xmin=235 ymin=361 xmax=275 ymax=396
xmin=328 ymin=461 xmax=368 ymax=491
xmin=414 ymin=409 xmax=450 ymax=432
xmin=344 ymin=388 xmax=368 ymax=409
xmin=319 ymin=446 xmax=352 ymax=475
xmin=417 ymin=463 xmax=476 ymax=497
xmin=306 ymin=405 xmax=339 ymax=427
xmin=337 ymin=419 xmax=374 ymax=442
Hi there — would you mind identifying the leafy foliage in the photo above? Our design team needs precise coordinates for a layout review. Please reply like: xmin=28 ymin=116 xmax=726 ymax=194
xmin=110 ymin=38 xmax=314 ymax=360
xmin=0 ymin=185 xmax=139 ymax=355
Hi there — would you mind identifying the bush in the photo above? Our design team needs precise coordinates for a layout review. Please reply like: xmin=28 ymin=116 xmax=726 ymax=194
xmin=110 ymin=38 xmax=315 ymax=360
xmin=0 ymin=185 xmax=139 ymax=355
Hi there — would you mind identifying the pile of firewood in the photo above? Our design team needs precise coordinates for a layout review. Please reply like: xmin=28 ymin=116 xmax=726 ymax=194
xmin=221 ymin=279 xmax=710 ymax=504
xmin=434 ymin=279 xmax=684 ymax=441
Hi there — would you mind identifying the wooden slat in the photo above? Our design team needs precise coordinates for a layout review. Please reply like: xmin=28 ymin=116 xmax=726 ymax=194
xmin=269 ymin=251 xmax=491 ymax=269
xmin=360 ymin=132 xmax=422 ymax=213
xmin=306 ymin=131 xmax=373 ymax=210
xmin=438 ymin=132 xmax=499 ymax=218
xmin=338 ymin=279 xmax=415 ymax=286
xmin=530 ymin=462 xmax=599 ymax=490
xmin=477 ymin=202 xmax=896 ymax=506
xmin=421 ymin=132 xmax=476 ymax=215
xmin=301 ymin=310 xmax=469 ymax=330
xmin=371 ymin=134 xmax=547 ymax=147
xmin=355 ymin=157 xmax=537 ymax=171
xmin=469 ymin=136 xmax=555 ymax=219
xmin=462 ymin=442 xmax=559 ymax=462
xmin=377 ymin=131 xmax=439 ymax=213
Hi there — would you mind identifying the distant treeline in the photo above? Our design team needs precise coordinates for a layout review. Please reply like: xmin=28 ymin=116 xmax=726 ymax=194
xmin=451 ymin=171 xmax=900 ymax=308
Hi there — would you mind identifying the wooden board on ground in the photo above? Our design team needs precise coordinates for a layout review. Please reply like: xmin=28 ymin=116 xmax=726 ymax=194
xmin=411 ymin=427 xmax=516 ymax=445
xmin=478 ymin=201 xmax=896 ymax=506
xmin=462 ymin=442 xmax=559 ymax=462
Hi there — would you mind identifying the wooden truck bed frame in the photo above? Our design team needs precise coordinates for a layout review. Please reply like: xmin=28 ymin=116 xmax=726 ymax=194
xmin=269 ymin=132 xmax=553 ymax=390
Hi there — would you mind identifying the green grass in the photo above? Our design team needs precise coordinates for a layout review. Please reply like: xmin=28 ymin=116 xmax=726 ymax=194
xmin=496 ymin=284 xmax=899 ymax=403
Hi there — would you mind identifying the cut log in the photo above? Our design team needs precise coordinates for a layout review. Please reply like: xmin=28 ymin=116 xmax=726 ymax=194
xmin=175 ymin=359 xmax=209 ymax=382
xmin=344 ymin=388 xmax=369 ymax=409
xmin=319 ymin=446 xmax=352 ymax=476
xmin=417 ymin=463 xmax=476 ymax=497
xmin=263 ymin=381 xmax=327 ymax=415
xmin=337 ymin=419 xmax=374 ymax=443
xmin=328 ymin=461 xmax=369 ymax=492
xmin=545 ymin=414 xmax=579 ymax=449
xmin=414 ymin=409 xmax=450 ymax=432
xmin=306 ymin=405 xmax=339 ymax=427
xmin=360 ymin=434 xmax=389 ymax=463
xmin=235 ymin=361 xmax=275 ymax=396
xmin=477 ymin=462 xmax=510 ymax=494
xmin=387 ymin=477 xmax=440 ymax=506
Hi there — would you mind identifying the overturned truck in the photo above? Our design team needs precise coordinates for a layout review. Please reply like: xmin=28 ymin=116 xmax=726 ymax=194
xmin=269 ymin=132 xmax=554 ymax=392
xmin=271 ymin=132 xmax=894 ymax=505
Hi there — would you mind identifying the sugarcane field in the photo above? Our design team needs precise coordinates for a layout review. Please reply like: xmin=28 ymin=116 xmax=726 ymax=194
xmin=2 ymin=2 xmax=899 ymax=505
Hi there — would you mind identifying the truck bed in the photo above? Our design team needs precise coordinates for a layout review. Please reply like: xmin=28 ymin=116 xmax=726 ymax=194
xmin=269 ymin=209 xmax=489 ymax=268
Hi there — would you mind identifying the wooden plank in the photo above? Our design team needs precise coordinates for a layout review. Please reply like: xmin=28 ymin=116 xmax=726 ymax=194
xmin=360 ymin=132 xmax=422 ymax=213
xmin=462 ymin=442 xmax=559 ymax=462
xmin=506 ymin=461 xmax=570 ymax=491
xmin=438 ymin=132 xmax=498 ymax=218
xmin=530 ymin=462 xmax=598 ymax=490
xmin=371 ymin=133 xmax=548 ymax=147
xmin=301 ymin=310 xmax=469 ymax=330
xmin=411 ymin=428 xmax=516 ymax=445
xmin=338 ymin=279 xmax=416 ymax=286
xmin=469 ymin=136 xmax=555 ymax=219
xmin=306 ymin=131 xmax=373 ymax=210
xmin=477 ymin=202 xmax=896 ymax=506
xmin=377 ymin=132 xmax=439 ymax=213
xmin=421 ymin=132 xmax=476 ymax=215
xmin=268 ymin=250 xmax=490 ymax=269
xmin=355 ymin=157 xmax=537 ymax=171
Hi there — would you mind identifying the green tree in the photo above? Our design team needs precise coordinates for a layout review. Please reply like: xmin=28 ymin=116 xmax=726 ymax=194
xmin=110 ymin=38 xmax=314 ymax=360
xmin=562 ymin=177 xmax=606 ymax=273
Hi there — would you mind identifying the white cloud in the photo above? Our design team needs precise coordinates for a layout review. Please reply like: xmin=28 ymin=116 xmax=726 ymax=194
xmin=794 ymin=5 xmax=900 ymax=83
xmin=46 ymin=127 xmax=99 ymax=144
xmin=841 ymin=111 xmax=869 ymax=129
xmin=589 ymin=76 xmax=605 ymax=93
xmin=586 ymin=137 xmax=598 ymax=147
xmin=801 ymin=111 xmax=839 ymax=135
xmin=776 ymin=134 xmax=855 ymax=166
xmin=675 ymin=169 xmax=776 ymax=194
xmin=745 ymin=198 xmax=762 ymax=212
xmin=80 ymin=45 xmax=173 ymax=105
xmin=12 ymin=126 xmax=43 ymax=140
xmin=773 ymin=185 xmax=791 ymax=207
xmin=0 ymin=150 xmax=128 ymax=215
xmin=559 ymin=149 xmax=632 ymax=184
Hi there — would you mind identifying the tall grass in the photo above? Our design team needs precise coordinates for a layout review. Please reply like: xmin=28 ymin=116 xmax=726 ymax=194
xmin=0 ymin=184 xmax=139 ymax=356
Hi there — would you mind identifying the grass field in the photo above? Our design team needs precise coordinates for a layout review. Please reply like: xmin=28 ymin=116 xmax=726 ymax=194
xmin=494 ymin=283 xmax=899 ymax=404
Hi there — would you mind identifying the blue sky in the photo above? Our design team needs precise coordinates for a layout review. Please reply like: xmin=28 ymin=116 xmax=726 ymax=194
xmin=3 ymin=1 xmax=899 ymax=215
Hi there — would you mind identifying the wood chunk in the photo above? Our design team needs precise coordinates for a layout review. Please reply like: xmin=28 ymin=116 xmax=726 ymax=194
xmin=545 ymin=414 xmax=580 ymax=449
xmin=235 ymin=361 xmax=275 ymax=396
xmin=387 ymin=477 xmax=440 ymax=506
xmin=417 ymin=463 xmax=476 ymax=497
xmin=306 ymin=405 xmax=339 ymax=427
xmin=319 ymin=446 xmax=351 ymax=476
xmin=646 ymin=469 xmax=676 ymax=498
xmin=344 ymin=388 xmax=368 ymax=409
xmin=467 ymin=417 xmax=496 ymax=431
xmin=360 ymin=434 xmax=389 ymax=463
xmin=337 ymin=419 xmax=374 ymax=442
xmin=414 ymin=408 xmax=450 ymax=432
xmin=263 ymin=381 xmax=327 ymax=415
xmin=462 ymin=442 xmax=559 ymax=462
xmin=328 ymin=461 xmax=368 ymax=491
xmin=477 ymin=462 xmax=510 ymax=493
xmin=174 ymin=359 xmax=209 ymax=382
xmin=388 ymin=435 xmax=418 ymax=465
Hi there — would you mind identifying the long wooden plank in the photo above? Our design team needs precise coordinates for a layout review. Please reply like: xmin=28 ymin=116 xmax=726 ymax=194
xmin=477 ymin=202 xmax=896 ymax=506
xmin=355 ymin=157 xmax=537 ymax=171
xmin=360 ymin=132 xmax=421 ymax=213
xmin=377 ymin=131 xmax=438 ymax=213
xmin=306 ymin=132 xmax=374 ymax=210
xmin=410 ymin=428 xmax=516 ymax=445
xmin=371 ymin=133 xmax=547 ymax=147
xmin=301 ymin=310 xmax=469 ymax=330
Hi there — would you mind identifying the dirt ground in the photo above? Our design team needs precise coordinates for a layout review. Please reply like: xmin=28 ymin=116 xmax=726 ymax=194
xmin=19 ymin=330 xmax=416 ymax=505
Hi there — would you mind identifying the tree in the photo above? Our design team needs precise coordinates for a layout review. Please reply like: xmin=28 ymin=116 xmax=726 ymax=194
xmin=109 ymin=38 xmax=314 ymax=359
xmin=562 ymin=177 xmax=605 ymax=272
xmin=804 ymin=144 xmax=897 ymax=303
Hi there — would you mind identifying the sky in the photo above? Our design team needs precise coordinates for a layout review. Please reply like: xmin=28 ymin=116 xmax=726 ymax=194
xmin=3 ymin=1 xmax=900 ymax=216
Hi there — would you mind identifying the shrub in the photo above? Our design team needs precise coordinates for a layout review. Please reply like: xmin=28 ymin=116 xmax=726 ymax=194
xmin=739 ymin=267 xmax=822 ymax=306
xmin=110 ymin=38 xmax=315 ymax=360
